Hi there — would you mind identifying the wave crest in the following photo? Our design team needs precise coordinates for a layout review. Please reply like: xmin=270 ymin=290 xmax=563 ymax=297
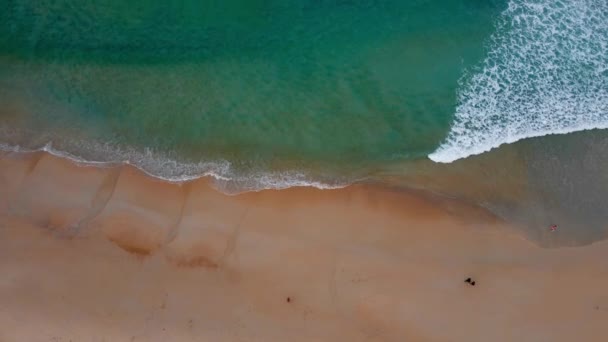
xmin=430 ymin=0 xmax=608 ymax=163
xmin=0 ymin=132 xmax=349 ymax=194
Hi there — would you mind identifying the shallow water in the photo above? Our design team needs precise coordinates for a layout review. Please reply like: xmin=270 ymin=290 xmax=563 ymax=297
xmin=381 ymin=128 xmax=608 ymax=246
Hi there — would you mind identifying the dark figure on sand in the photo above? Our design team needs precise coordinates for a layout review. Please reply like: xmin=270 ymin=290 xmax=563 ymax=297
xmin=465 ymin=277 xmax=476 ymax=286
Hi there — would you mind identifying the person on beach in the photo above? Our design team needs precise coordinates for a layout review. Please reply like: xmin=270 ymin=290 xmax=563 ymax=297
xmin=550 ymin=224 xmax=557 ymax=232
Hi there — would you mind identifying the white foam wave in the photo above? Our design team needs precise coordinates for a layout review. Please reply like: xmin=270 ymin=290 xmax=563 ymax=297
xmin=430 ymin=0 xmax=608 ymax=163
xmin=0 ymin=138 xmax=349 ymax=194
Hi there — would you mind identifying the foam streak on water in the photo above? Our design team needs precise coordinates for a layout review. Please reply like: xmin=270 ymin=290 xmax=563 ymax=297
xmin=0 ymin=127 xmax=348 ymax=194
xmin=430 ymin=0 xmax=608 ymax=163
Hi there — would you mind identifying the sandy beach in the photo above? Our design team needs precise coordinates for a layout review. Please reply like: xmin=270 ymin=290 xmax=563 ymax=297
xmin=1 ymin=150 xmax=608 ymax=341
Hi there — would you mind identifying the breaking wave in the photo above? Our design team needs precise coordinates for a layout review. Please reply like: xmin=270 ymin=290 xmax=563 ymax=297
xmin=430 ymin=0 xmax=608 ymax=163
xmin=0 ymin=129 xmax=350 ymax=194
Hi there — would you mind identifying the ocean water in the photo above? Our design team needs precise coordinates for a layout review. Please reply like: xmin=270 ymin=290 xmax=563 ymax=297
xmin=0 ymin=0 xmax=504 ymax=187
xmin=430 ymin=0 xmax=608 ymax=162
xmin=1 ymin=0 xmax=608 ymax=242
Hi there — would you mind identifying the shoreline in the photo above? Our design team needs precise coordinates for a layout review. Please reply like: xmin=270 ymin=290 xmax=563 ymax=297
xmin=0 ymin=145 xmax=502 ymax=218
xmin=0 ymin=138 xmax=354 ymax=193
xmin=3 ymin=130 xmax=608 ymax=249
xmin=2 ymin=150 xmax=608 ymax=341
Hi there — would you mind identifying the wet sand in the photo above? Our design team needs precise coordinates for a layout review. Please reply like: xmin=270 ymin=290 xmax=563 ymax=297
xmin=1 ymin=151 xmax=608 ymax=341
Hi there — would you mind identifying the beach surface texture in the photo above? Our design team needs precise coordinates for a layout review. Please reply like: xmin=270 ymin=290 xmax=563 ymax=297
xmin=2 ymin=0 xmax=608 ymax=340
xmin=2 ymin=151 xmax=608 ymax=341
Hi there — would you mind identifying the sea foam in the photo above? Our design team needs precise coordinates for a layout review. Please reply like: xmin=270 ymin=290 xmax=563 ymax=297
xmin=429 ymin=0 xmax=608 ymax=163
xmin=0 ymin=134 xmax=348 ymax=194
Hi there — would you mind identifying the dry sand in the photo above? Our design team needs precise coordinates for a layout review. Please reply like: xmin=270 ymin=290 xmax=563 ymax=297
xmin=1 ymin=151 xmax=608 ymax=341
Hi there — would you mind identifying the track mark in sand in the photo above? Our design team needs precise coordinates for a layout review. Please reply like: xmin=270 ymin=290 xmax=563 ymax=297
xmin=63 ymin=166 xmax=122 ymax=236
xmin=5 ymin=152 xmax=44 ymax=213
xmin=218 ymin=205 xmax=252 ymax=267
xmin=162 ymin=183 xmax=234 ymax=269
xmin=22 ymin=152 xmax=44 ymax=176
xmin=163 ymin=182 xmax=191 ymax=247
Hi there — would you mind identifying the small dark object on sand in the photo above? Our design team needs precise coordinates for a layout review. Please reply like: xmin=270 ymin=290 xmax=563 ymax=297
xmin=471 ymin=281 xmax=476 ymax=286
xmin=464 ymin=277 xmax=472 ymax=283
xmin=286 ymin=297 xmax=291 ymax=303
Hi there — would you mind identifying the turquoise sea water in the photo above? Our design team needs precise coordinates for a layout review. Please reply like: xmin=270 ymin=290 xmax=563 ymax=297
xmin=0 ymin=0 xmax=505 ymax=185
xmin=1 ymin=0 xmax=608 ymax=241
